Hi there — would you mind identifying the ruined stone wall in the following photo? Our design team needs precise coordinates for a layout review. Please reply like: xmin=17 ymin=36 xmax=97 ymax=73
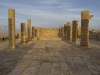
xmin=37 ymin=28 xmax=61 ymax=40
xmin=77 ymin=28 xmax=81 ymax=38
xmin=89 ymin=30 xmax=100 ymax=40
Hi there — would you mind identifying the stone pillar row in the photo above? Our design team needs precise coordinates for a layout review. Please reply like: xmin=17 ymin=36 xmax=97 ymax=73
xmin=59 ymin=11 xmax=93 ymax=49
xmin=8 ymin=8 xmax=37 ymax=49
xmin=8 ymin=8 xmax=93 ymax=50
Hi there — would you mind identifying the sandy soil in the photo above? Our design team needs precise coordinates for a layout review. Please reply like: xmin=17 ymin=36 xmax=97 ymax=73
xmin=0 ymin=34 xmax=8 ymax=38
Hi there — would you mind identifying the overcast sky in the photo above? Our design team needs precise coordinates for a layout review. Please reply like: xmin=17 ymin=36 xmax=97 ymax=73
xmin=0 ymin=0 xmax=100 ymax=33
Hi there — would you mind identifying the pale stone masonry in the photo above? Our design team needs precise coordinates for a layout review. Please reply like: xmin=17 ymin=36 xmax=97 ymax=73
xmin=17 ymin=33 xmax=21 ymax=40
xmin=21 ymin=23 xmax=26 ymax=44
xmin=80 ymin=10 xmax=94 ymax=49
xmin=66 ymin=22 xmax=72 ymax=41
xmin=8 ymin=9 xmax=16 ymax=49
xmin=72 ymin=20 xmax=79 ymax=43
xmin=32 ymin=26 xmax=35 ymax=38
xmin=26 ymin=30 xmax=28 ymax=40
xmin=64 ymin=24 xmax=67 ymax=40
xmin=27 ymin=19 xmax=31 ymax=41
xmin=59 ymin=26 xmax=62 ymax=38
xmin=77 ymin=28 xmax=81 ymax=38
xmin=61 ymin=27 xmax=64 ymax=40
xmin=35 ymin=28 xmax=40 ymax=40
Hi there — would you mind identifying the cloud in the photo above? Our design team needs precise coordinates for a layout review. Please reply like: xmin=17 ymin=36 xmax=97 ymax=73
xmin=0 ymin=0 xmax=100 ymax=31
xmin=0 ymin=25 xmax=8 ymax=29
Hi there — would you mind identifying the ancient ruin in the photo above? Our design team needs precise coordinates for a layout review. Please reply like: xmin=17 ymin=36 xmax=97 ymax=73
xmin=72 ymin=20 xmax=79 ymax=44
xmin=35 ymin=28 xmax=40 ymax=40
xmin=61 ymin=26 xmax=64 ymax=40
xmin=66 ymin=22 xmax=72 ymax=41
xmin=64 ymin=24 xmax=67 ymax=40
xmin=59 ymin=26 xmax=62 ymax=38
xmin=17 ymin=33 xmax=21 ymax=40
xmin=36 ymin=28 xmax=61 ymax=40
xmin=32 ymin=26 xmax=35 ymax=40
xmin=21 ymin=23 xmax=26 ymax=44
xmin=1 ymin=7 xmax=100 ymax=75
xmin=77 ymin=28 xmax=81 ymax=38
xmin=8 ymin=9 xmax=16 ymax=49
xmin=27 ymin=19 xmax=31 ymax=41
xmin=80 ymin=10 xmax=94 ymax=49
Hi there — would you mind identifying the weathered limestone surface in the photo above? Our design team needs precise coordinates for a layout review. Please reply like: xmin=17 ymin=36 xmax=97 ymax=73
xmin=61 ymin=27 xmax=64 ymax=40
xmin=21 ymin=23 xmax=26 ymax=44
xmin=8 ymin=9 xmax=16 ymax=49
xmin=36 ymin=28 xmax=61 ymax=40
xmin=89 ymin=30 xmax=100 ymax=40
xmin=59 ymin=26 xmax=62 ymax=38
xmin=27 ymin=19 xmax=31 ymax=41
xmin=35 ymin=28 xmax=40 ymax=40
xmin=32 ymin=26 xmax=35 ymax=38
xmin=72 ymin=20 xmax=79 ymax=43
xmin=66 ymin=22 xmax=72 ymax=41
xmin=80 ymin=10 xmax=94 ymax=49
xmin=17 ymin=33 xmax=21 ymax=40
xmin=64 ymin=24 xmax=67 ymax=40
xmin=25 ymin=30 xmax=28 ymax=40
xmin=0 ymin=40 xmax=100 ymax=75
xmin=77 ymin=28 xmax=81 ymax=38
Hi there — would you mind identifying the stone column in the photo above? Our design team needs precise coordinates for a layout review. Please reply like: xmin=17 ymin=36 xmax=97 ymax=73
xmin=27 ymin=19 xmax=31 ymax=41
xmin=80 ymin=10 xmax=94 ymax=49
xmin=36 ymin=28 xmax=40 ymax=40
xmin=8 ymin=8 xmax=16 ymax=49
xmin=59 ymin=26 xmax=62 ymax=37
xmin=77 ymin=28 xmax=81 ymax=38
xmin=32 ymin=26 xmax=35 ymax=38
xmin=64 ymin=24 xmax=67 ymax=40
xmin=17 ymin=33 xmax=21 ymax=40
xmin=25 ymin=30 xmax=28 ymax=40
xmin=66 ymin=22 xmax=72 ymax=41
xmin=61 ymin=27 xmax=64 ymax=40
xmin=21 ymin=23 xmax=26 ymax=44
xmin=72 ymin=20 xmax=79 ymax=44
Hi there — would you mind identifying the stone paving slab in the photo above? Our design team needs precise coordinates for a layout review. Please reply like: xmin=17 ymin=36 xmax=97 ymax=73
xmin=0 ymin=40 xmax=100 ymax=75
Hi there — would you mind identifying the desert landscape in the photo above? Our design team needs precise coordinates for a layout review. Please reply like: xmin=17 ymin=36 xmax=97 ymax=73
xmin=0 ymin=0 xmax=100 ymax=75
xmin=0 ymin=9 xmax=100 ymax=75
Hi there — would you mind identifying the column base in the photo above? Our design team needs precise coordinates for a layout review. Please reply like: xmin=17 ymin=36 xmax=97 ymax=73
xmin=22 ymin=41 xmax=26 ymax=44
xmin=81 ymin=46 xmax=90 ymax=50
xmin=17 ymin=39 xmax=21 ymax=40
xmin=72 ymin=40 xmax=78 ymax=44
xmin=32 ymin=37 xmax=37 ymax=41
xmin=9 ymin=46 xmax=15 ymax=49
xmin=67 ymin=39 xmax=72 ymax=42
xmin=72 ymin=41 xmax=78 ymax=44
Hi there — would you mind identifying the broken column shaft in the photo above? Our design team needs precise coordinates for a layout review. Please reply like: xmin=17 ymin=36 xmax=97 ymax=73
xmin=64 ymin=24 xmax=67 ymax=40
xmin=17 ymin=33 xmax=21 ymax=40
xmin=8 ymin=8 xmax=16 ymax=49
xmin=21 ymin=23 xmax=26 ymax=44
xmin=59 ymin=26 xmax=62 ymax=38
xmin=32 ymin=26 xmax=35 ymax=38
xmin=27 ymin=19 xmax=31 ymax=41
xmin=72 ymin=20 xmax=79 ymax=43
xmin=66 ymin=22 xmax=72 ymax=41
xmin=61 ymin=27 xmax=64 ymax=40
xmin=36 ymin=28 xmax=40 ymax=40
xmin=80 ymin=10 xmax=94 ymax=49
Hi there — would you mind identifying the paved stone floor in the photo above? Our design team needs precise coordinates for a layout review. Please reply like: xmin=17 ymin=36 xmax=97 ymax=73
xmin=0 ymin=40 xmax=100 ymax=75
